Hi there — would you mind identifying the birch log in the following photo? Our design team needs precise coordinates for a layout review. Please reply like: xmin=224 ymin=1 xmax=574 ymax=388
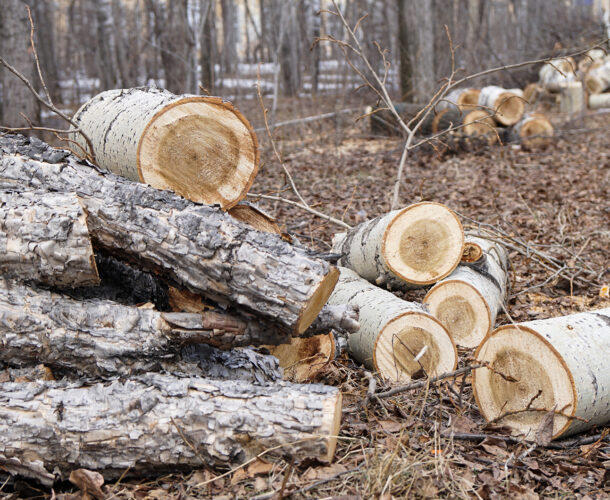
xmin=584 ymin=60 xmax=610 ymax=94
xmin=0 ymin=134 xmax=338 ymax=334
xmin=588 ymin=92 xmax=610 ymax=109
xmin=0 ymin=374 xmax=342 ymax=483
xmin=511 ymin=113 xmax=554 ymax=149
xmin=72 ymin=87 xmax=259 ymax=208
xmin=559 ymin=82 xmax=585 ymax=114
xmin=538 ymin=58 xmax=576 ymax=92
xmin=0 ymin=278 xmax=293 ymax=378
xmin=437 ymin=88 xmax=481 ymax=111
xmin=0 ymin=190 xmax=99 ymax=287
xmin=424 ymin=236 xmax=508 ymax=348
xmin=474 ymin=308 xmax=610 ymax=439
xmin=327 ymin=267 xmax=456 ymax=382
xmin=577 ymin=49 xmax=606 ymax=74
xmin=333 ymin=202 xmax=464 ymax=288
xmin=431 ymin=108 xmax=497 ymax=143
xmin=478 ymin=86 xmax=525 ymax=126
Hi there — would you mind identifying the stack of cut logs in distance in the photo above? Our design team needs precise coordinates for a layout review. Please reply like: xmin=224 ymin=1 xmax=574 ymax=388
xmin=0 ymin=85 xmax=608 ymax=486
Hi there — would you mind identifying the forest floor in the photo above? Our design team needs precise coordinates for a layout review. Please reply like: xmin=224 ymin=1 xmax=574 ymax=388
xmin=11 ymin=102 xmax=610 ymax=499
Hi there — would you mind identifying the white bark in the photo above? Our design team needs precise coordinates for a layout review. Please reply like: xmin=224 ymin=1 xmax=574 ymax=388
xmin=332 ymin=202 xmax=463 ymax=289
xmin=474 ymin=308 xmax=610 ymax=439
xmin=559 ymin=82 xmax=585 ymax=114
xmin=424 ymin=236 xmax=508 ymax=348
xmin=0 ymin=374 xmax=342 ymax=483
xmin=0 ymin=190 xmax=99 ymax=287
xmin=327 ymin=267 xmax=456 ymax=382
xmin=538 ymin=58 xmax=576 ymax=92
xmin=72 ymin=87 xmax=259 ymax=208
xmin=584 ymin=60 xmax=610 ymax=94
xmin=478 ymin=86 xmax=525 ymax=126
xmin=588 ymin=92 xmax=610 ymax=109
xmin=437 ymin=88 xmax=481 ymax=111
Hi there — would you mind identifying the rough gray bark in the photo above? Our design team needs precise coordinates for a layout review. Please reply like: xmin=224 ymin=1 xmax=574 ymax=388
xmin=0 ymin=374 xmax=341 ymax=484
xmin=0 ymin=0 xmax=39 ymax=127
xmin=0 ymin=134 xmax=338 ymax=334
xmin=0 ymin=278 xmax=292 ymax=379
xmin=0 ymin=190 xmax=99 ymax=287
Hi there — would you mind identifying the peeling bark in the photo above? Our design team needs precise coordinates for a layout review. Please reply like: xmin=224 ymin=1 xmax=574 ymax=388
xmin=0 ymin=134 xmax=338 ymax=334
xmin=0 ymin=190 xmax=99 ymax=287
xmin=0 ymin=374 xmax=341 ymax=481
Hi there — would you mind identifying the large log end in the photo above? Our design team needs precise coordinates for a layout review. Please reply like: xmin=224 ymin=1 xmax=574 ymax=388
xmin=297 ymin=266 xmax=340 ymax=334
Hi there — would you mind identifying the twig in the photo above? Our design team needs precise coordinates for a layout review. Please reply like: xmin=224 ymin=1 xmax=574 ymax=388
xmin=277 ymin=456 xmax=294 ymax=500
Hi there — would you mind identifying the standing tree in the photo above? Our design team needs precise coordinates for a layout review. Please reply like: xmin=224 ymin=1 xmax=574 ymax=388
xmin=0 ymin=0 xmax=39 ymax=127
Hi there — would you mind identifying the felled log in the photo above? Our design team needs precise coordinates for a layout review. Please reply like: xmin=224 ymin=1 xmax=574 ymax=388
xmin=0 ymin=374 xmax=342 ymax=484
xmin=436 ymin=88 xmax=481 ymax=111
xmin=474 ymin=308 xmax=610 ymax=439
xmin=538 ymin=58 xmax=576 ymax=92
xmin=265 ymin=334 xmax=336 ymax=383
xmin=522 ymin=83 xmax=542 ymax=105
xmin=0 ymin=190 xmax=99 ymax=287
xmin=0 ymin=134 xmax=338 ymax=334
xmin=588 ymin=92 xmax=610 ymax=109
xmin=559 ymin=81 xmax=585 ymax=114
xmin=424 ymin=236 xmax=508 ymax=348
xmin=228 ymin=202 xmax=281 ymax=234
xmin=332 ymin=202 xmax=464 ymax=289
xmin=584 ymin=59 xmax=610 ymax=94
xmin=327 ymin=267 xmax=456 ymax=382
xmin=429 ymin=108 xmax=497 ymax=143
xmin=72 ymin=87 xmax=259 ymax=208
xmin=509 ymin=113 xmax=554 ymax=149
xmin=478 ymin=86 xmax=525 ymax=126
xmin=577 ymin=49 xmax=606 ymax=74
xmin=0 ymin=278 xmax=292 ymax=378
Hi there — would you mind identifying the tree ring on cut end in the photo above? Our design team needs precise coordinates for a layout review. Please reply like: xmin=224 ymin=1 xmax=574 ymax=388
xmin=297 ymin=267 xmax=340 ymax=334
xmin=424 ymin=280 xmax=491 ymax=348
xmin=494 ymin=92 xmax=525 ymax=126
xmin=374 ymin=311 xmax=456 ymax=383
xmin=474 ymin=325 xmax=576 ymax=438
xmin=138 ymin=98 xmax=259 ymax=208
xmin=382 ymin=202 xmax=464 ymax=285
xmin=519 ymin=114 xmax=553 ymax=148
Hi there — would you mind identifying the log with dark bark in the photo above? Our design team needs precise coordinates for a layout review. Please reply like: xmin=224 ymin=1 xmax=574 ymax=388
xmin=0 ymin=190 xmax=99 ymax=287
xmin=0 ymin=279 xmax=291 ymax=378
xmin=72 ymin=87 xmax=259 ymax=208
xmin=0 ymin=374 xmax=342 ymax=484
xmin=0 ymin=134 xmax=339 ymax=334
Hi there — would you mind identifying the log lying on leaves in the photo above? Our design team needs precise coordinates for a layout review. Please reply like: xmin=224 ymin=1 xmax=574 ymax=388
xmin=72 ymin=87 xmax=259 ymax=208
xmin=0 ymin=134 xmax=338 ymax=334
xmin=0 ymin=278 xmax=291 ymax=378
xmin=0 ymin=190 xmax=99 ymax=287
xmin=588 ymin=92 xmax=610 ymax=109
xmin=426 ymin=108 xmax=497 ymax=143
xmin=538 ymin=58 xmax=576 ymax=92
xmin=437 ymin=88 xmax=481 ymax=111
xmin=333 ymin=202 xmax=464 ymax=289
xmin=0 ymin=374 xmax=342 ymax=484
xmin=510 ymin=113 xmax=554 ymax=149
xmin=474 ymin=308 xmax=610 ymax=439
xmin=327 ymin=267 xmax=456 ymax=382
xmin=584 ymin=59 xmax=610 ymax=94
xmin=478 ymin=86 xmax=525 ymax=126
xmin=424 ymin=236 xmax=508 ymax=348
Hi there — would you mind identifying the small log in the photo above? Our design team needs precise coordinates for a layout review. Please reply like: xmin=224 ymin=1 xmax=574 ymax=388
xmin=332 ymin=202 xmax=464 ymax=288
xmin=584 ymin=60 xmax=610 ymax=94
xmin=0 ymin=190 xmax=99 ymax=287
xmin=0 ymin=134 xmax=339 ymax=334
xmin=559 ymin=81 xmax=585 ymax=114
xmin=327 ymin=267 xmax=457 ymax=382
xmin=522 ymin=83 xmax=542 ymax=105
xmin=511 ymin=113 xmax=554 ymax=149
xmin=0 ymin=374 xmax=342 ymax=482
xmin=474 ymin=308 xmax=610 ymax=439
xmin=588 ymin=92 xmax=610 ymax=109
xmin=478 ymin=86 xmax=525 ymax=126
xmin=424 ymin=236 xmax=509 ymax=348
xmin=72 ymin=87 xmax=259 ymax=208
xmin=228 ymin=202 xmax=281 ymax=233
xmin=577 ymin=49 xmax=606 ymax=74
xmin=265 ymin=334 xmax=336 ymax=383
xmin=437 ymin=88 xmax=481 ymax=111
xmin=538 ymin=58 xmax=576 ymax=92
xmin=0 ymin=278 xmax=292 ymax=378
xmin=431 ymin=108 xmax=497 ymax=143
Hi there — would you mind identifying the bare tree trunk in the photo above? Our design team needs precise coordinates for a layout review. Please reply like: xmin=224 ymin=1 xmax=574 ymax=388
xmin=200 ymin=0 xmax=217 ymax=92
xmin=220 ymin=0 xmax=238 ymax=76
xmin=0 ymin=0 xmax=39 ymax=127
xmin=92 ymin=0 xmax=121 ymax=89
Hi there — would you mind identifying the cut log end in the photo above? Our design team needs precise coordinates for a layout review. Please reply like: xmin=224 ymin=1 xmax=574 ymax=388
xmin=461 ymin=241 xmax=483 ymax=263
xmin=474 ymin=325 xmax=575 ymax=439
xmin=457 ymin=88 xmax=481 ymax=109
xmin=323 ymin=391 xmax=343 ymax=462
xmin=374 ymin=312 xmax=457 ymax=382
xmin=382 ymin=202 xmax=464 ymax=285
xmin=297 ymin=267 xmax=340 ymax=334
xmin=517 ymin=114 xmax=554 ymax=148
xmin=424 ymin=280 xmax=491 ymax=348
xmin=462 ymin=110 xmax=496 ymax=142
xmin=138 ymin=97 xmax=259 ymax=209
xmin=494 ymin=92 xmax=525 ymax=126
xmin=228 ymin=203 xmax=281 ymax=234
